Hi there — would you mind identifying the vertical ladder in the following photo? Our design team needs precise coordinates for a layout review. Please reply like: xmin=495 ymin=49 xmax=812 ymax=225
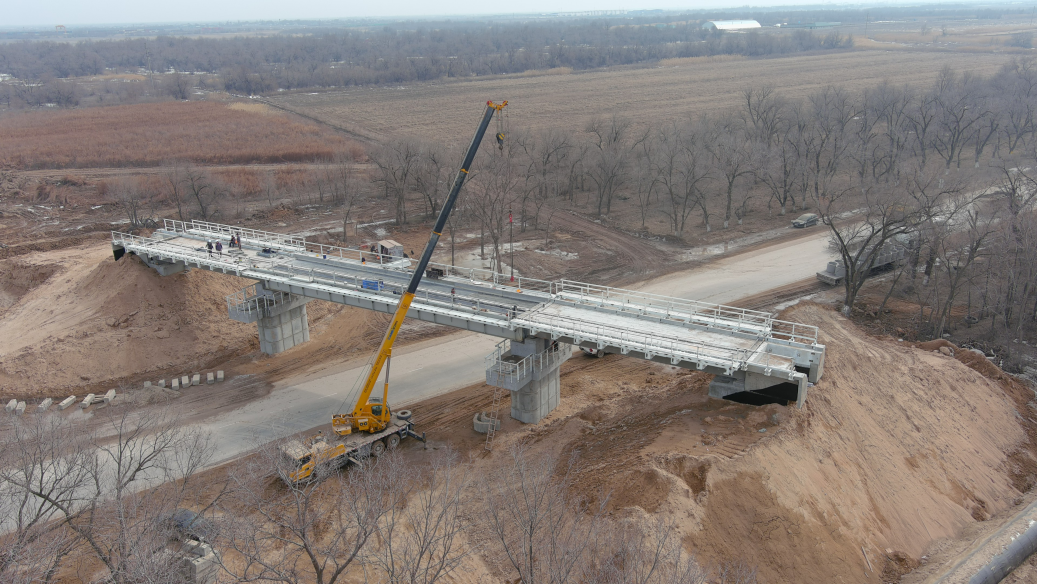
xmin=484 ymin=385 xmax=505 ymax=451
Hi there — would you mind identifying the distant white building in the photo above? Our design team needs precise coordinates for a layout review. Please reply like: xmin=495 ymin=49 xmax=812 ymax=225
xmin=702 ymin=20 xmax=762 ymax=31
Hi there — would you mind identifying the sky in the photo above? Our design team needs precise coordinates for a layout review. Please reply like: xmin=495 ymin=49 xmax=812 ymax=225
xmin=6 ymin=0 xmax=875 ymax=27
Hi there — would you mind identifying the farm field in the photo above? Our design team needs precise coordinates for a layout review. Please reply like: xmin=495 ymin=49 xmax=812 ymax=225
xmin=0 ymin=101 xmax=360 ymax=169
xmin=268 ymin=50 xmax=1017 ymax=143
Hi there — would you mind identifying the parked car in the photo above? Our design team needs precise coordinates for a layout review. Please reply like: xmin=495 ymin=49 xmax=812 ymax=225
xmin=580 ymin=347 xmax=605 ymax=358
xmin=792 ymin=213 xmax=819 ymax=228
xmin=161 ymin=509 xmax=216 ymax=543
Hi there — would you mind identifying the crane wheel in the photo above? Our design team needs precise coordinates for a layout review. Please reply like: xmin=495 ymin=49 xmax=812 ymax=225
xmin=370 ymin=440 xmax=386 ymax=457
xmin=386 ymin=434 xmax=401 ymax=449
xmin=397 ymin=410 xmax=413 ymax=421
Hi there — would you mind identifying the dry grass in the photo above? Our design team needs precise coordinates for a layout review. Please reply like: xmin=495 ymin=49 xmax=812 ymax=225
xmin=0 ymin=101 xmax=360 ymax=169
xmin=270 ymin=50 xmax=1017 ymax=143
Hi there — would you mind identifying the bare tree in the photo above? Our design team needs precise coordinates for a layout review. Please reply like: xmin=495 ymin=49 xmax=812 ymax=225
xmin=372 ymin=140 xmax=419 ymax=226
xmin=739 ymin=85 xmax=785 ymax=146
xmin=479 ymin=445 xmax=606 ymax=584
xmin=705 ymin=117 xmax=753 ymax=229
xmin=217 ymin=439 xmax=406 ymax=584
xmin=182 ymin=165 xmax=221 ymax=221
xmin=164 ymin=72 xmax=193 ymax=100
xmin=414 ymin=143 xmax=454 ymax=219
xmin=584 ymin=518 xmax=708 ymax=584
xmin=468 ymin=150 xmax=520 ymax=274
xmin=369 ymin=449 xmax=472 ymax=584
xmin=587 ymin=116 xmax=637 ymax=217
xmin=112 ymin=176 xmax=159 ymax=229
xmin=519 ymin=129 xmax=571 ymax=230
xmin=163 ymin=162 xmax=188 ymax=221
xmin=654 ymin=122 xmax=709 ymax=237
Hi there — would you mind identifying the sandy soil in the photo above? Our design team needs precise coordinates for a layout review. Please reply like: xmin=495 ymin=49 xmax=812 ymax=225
xmin=402 ymin=302 xmax=1037 ymax=584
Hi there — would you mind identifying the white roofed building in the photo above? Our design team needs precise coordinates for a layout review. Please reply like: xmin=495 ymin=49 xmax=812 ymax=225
xmin=702 ymin=20 xmax=762 ymax=31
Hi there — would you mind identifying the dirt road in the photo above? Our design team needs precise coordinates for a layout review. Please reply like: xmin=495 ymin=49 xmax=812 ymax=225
xmin=196 ymin=227 xmax=836 ymax=463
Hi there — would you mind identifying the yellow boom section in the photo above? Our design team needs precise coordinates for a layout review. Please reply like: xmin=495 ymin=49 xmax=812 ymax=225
xmin=332 ymin=291 xmax=414 ymax=436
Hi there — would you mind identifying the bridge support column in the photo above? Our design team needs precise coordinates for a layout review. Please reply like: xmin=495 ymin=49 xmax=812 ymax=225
xmin=257 ymin=303 xmax=310 ymax=355
xmin=227 ymin=283 xmax=312 ymax=355
xmin=486 ymin=338 xmax=570 ymax=424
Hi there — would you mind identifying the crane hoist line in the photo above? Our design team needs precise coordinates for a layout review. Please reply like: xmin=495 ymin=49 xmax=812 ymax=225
xmin=279 ymin=100 xmax=508 ymax=483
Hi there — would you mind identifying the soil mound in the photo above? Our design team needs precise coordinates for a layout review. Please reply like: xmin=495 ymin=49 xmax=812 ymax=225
xmin=0 ymin=244 xmax=259 ymax=397
xmin=475 ymin=302 xmax=1034 ymax=583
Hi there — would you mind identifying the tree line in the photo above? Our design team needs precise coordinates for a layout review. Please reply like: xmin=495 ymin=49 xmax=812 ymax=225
xmin=0 ymin=20 xmax=850 ymax=103
xmin=0 ymin=408 xmax=759 ymax=584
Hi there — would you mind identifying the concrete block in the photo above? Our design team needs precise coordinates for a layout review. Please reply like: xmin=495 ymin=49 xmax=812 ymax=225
xmin=15 ymin=401 xmax=26 ymax=415
xmin=80 ymin=394 xmax=95 ymax=408
xmin=191 ymin=374 xmax=200 ymax=386
xmin=171 ymin=378 xmax=180 ymax=390
xmin=102 ymin=389 xmax=116 ymax=404
xmin=37 ymin=398 xmax=53 ymax=412
xmin=144 ymin=381 xmax=152 ymax=389
xmin=216 ymin=371 xmax=224 ymax=382
xmin=158 ymin=379 xmax=166 ymax=388
xmin=206 ymin=372 xmax=214 ymax=385
xmin=5 ymin=399 xmax=16 ymax=413
xmin=181 ymin=376 xmax=190 ymax=387
xmin=473 ymin=412 xmax=501 ymax=434
xmin=57 ymin=396 xmax=76 ymax=410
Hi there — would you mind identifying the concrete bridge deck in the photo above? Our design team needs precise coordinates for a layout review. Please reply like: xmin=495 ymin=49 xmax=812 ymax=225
xmin=112 ymin=219 xmax=825 ymax=406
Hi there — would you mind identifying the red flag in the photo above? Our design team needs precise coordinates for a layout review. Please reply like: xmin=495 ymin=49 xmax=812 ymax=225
xmin=509 ymin=212 xmax=513 ymax=224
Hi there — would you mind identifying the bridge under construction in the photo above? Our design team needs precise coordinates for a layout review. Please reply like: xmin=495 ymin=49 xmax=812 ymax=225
xmin=112 ymin=219 xmax=825 ymax=423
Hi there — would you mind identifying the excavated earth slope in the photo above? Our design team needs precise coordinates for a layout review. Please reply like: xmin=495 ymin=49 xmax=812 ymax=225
xmin=472 ymin=302 xmax=1036 ymax=583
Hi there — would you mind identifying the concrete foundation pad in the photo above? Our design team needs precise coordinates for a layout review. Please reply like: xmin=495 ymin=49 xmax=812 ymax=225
xmin=144 ymin=381 xmax=152 ymax=389
xmin=38 ymin=398 xmax=53 ymax=412
xmin=216 ymin=370 xmax=224 ymax=382
xmin=191 ymin=374 xmax=200 ymax=386
xmin=80 ymin=394 xmax=95 ymax=408
xmin=172 ymin=379 xmax=180 ymax=390
xmin=57 ymin=396 xmax=76 ymax=410
xmin=181 ymin=376 xmax=190 ymax=387
xmin=206 ymin=372 xmax=214 ymax=384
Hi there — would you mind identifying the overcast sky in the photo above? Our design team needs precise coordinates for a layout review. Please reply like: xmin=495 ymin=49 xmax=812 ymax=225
xmin=9 ymin=0 xmax=849 ymax=27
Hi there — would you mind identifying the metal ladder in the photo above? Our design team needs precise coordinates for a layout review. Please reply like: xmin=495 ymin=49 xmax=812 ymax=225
xmin=484 ymin=385 xmax=506 ymax=451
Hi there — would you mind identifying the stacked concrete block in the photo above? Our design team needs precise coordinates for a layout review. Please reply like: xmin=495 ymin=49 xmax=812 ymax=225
xmin=57 ymin=396 xmax=76 ymax=410
xmin=80 ymin=394 xmax=95 ymax=408
xmin=191 ymin=374 xmax=201 ymax=386
xmin=37 ymin=398 xmax=53 ymax=412
xmin=15 ymin=401 xmax=26 ymax=415
xmin=171 ymin=378 xmax=180 ymax=390
xmin=216 ymin=371 xmax=224 ymax=382
xmin=5 ymin=399 xmax=16 ymax=413
xmin=181 ymin=376 xmax=190 ymax=387
xmin=206 ymin=373 xmax=214 ymax=385
xmin=179 ymin=540 xmax=219 ymax=584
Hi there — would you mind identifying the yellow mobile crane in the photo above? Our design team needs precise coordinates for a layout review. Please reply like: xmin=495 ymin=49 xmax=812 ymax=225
xmin=281 ymin=100 xmax=507 ymax=483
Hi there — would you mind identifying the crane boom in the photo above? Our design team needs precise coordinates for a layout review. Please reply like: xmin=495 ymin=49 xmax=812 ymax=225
xmin=332 ymin=100 xmax=507 ymax=436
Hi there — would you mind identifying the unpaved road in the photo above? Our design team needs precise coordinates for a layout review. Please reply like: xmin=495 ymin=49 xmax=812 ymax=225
xmin=200 ymin=227 xmax=835 ymax=463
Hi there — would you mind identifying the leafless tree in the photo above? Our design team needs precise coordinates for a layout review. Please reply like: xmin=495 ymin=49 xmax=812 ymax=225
xmin=164 ymin=72 xmax=193 ymax=100
xmin=478 ymin=445 xmax=606 ymax=584
xmin=587 ymin=116 xmax=639 ymax=217
xmin=754 ymin=116 xmax=804 ymax=216
xmin=801 ymin=85 xmax=858 ymax=207
xmin=519 ymin=129 xmax=571 ymax=230
xmin=414 ymin=143 xmax=455 ymax=219
xmin=468 ymin=150 xmax=520 ymax=274
xmin=181 ymin=165 xmax=222 ymax=221
xmin=111 ymin=176 xmax=159 ymax=229
xmin=372 ymin=140 xmax=419 ymax=225
xmin=216 ymin=441 xmax=406 ymax=584
xmin=739 ymin=85 xmax=785 ymax=146
xmin=654 ymin=122 xmax=709 ymax=237
xmin=583 ymin=517 xmax=708 ymax=584
xmin=369 ymin=449 xmax=472 ymax=584
xmin=931 ymin=67 xmax=989 ymax=169
xmin=163 ymin=162 xmax=189 ymax=221
xmin=705 ymin=117 xmax=753 ymax=229
xmin=0 ymin=409 xmax=216 ymax=584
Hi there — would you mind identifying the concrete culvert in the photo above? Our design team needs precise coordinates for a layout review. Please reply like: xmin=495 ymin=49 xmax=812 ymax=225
xmin=473 ymin=412 xmax=501 ymax=434
xmin=396 ymin=410 xmax=412 ymax=421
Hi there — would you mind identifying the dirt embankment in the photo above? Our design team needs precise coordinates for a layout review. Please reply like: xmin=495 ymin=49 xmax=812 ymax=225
xmin=432 ymin=303 xmax=1037 ymax=583
xmin=0 ymin=245 xmax=263 ymax=398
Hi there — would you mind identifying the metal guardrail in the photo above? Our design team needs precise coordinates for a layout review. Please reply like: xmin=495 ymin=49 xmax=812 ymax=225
xmin=112 ymin=231 xmax=248 ymax=275
xmin=162 ymin=219 xmax=307 ymax=251
xmin=225 ymin=283 xmax=293 ymax=319
xmin=485 ymin=340 xmax=572 ymax=386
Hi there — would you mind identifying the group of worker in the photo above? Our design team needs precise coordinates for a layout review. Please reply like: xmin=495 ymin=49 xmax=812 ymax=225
xmin=206 ymin=234 xmax=243 ymax=258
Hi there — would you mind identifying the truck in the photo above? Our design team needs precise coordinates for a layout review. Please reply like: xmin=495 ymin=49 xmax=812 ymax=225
xmin=816 ymin=243 xmax=906 ymax=285
xmin=280 ymin=411 xmax=423 ymax=483
xmin=279 ymin=100 xmax=508 ymax=483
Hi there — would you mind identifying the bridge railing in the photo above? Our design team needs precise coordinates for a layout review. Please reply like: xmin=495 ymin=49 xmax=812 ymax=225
xmin=485 ymin=340 xmax=572 ymax=385
xmin=515 ymin=308 xmax=756 ymax=372
xmin=112 ymin=231 xmax=247 ymax=275
xmin=553 ymin=280 xmax=819 ymax=345
xmin=163 ymin=219 xmax=307 ymax=251
xmin=225 ymin=283 xmax=292 ymax=319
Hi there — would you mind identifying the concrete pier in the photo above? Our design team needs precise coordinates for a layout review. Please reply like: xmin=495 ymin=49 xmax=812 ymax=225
xmin=486 ymin=338 xmax=570 ymax=424
xmin=227 ymin=283 xmax=312 ymax=355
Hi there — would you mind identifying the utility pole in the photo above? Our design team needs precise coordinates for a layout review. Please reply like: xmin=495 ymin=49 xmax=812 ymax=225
xmin=509 ymin=208 xmax=514 ymax=282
